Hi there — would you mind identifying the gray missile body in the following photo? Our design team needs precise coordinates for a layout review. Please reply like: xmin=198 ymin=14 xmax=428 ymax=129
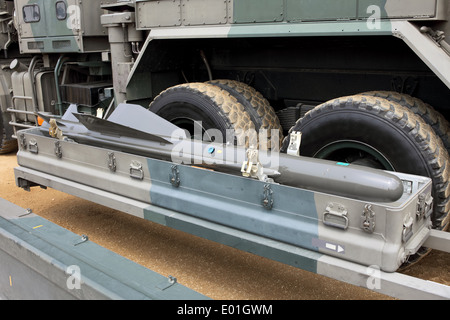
xmin=39 ymin=103 xmax=404 ymax=203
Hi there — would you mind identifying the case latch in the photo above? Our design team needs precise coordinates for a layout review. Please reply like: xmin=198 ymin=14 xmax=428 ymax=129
xmin=361 ymin=204 xmax=376 ymax=233
xmin=417 ymin=193 xmax=433 ymax=220
xmin=287 ymin=131 xmax=302 ymax=156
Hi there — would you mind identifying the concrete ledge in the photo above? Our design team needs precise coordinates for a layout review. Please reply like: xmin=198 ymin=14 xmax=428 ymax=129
xmin=0 ymin=198 xmax=209 ymax=300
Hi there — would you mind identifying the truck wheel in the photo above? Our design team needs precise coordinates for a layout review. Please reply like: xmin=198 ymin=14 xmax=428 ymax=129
xmin=207 ymin=80 xmax=283 ymax=150
xmin=149 ymin=83 xmax=257 ymax=147
xmin=0 ymin=132 xmax=17 ymax=154
xmin=0 ymin=114 xmax=17 ymax=154
xmin=363 ymin=91 xmax=450 ymax=152
xmin=281 ymin=94 xmax=450 ymax=231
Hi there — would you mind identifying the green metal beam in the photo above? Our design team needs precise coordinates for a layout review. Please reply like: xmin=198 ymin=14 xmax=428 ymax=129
xmin=0 ymin=198 xmax=209 ymax=300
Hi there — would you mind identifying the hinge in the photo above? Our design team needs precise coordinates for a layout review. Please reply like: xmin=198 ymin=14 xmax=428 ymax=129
xmin=417 ymin=193 xmax=433 ymax=220
xmin=361 ymin=204 xmax=376 ymax=233
xmin=54 ymin=141 xmax=62 ymax=159
xmin=420 ymin=26 xmax=450 ymax=56
xmin=108 ymin=152 xmax=117 ymax=172
xmin=402 ymin=215 xmax=414 ymax=243
xmin=18 ymin=133 xmax=27 ymax=150
xmin=170 ymin=165 xmax=180 ymax=187
xmin=262 ymin=184 xmax=274 ymax=210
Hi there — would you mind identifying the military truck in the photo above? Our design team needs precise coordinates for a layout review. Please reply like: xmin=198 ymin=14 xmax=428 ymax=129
xmin=1 ymin=0 xmax=449 ymax=274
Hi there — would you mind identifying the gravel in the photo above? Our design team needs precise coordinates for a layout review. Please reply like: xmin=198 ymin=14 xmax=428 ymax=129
xmin=2 ymin=153 xmax=448 ymax=299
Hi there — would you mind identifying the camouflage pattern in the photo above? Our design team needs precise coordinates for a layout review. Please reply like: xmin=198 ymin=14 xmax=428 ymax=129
xmin=132 ymin=0 xmax=450 ymax=89
xmin=135 ymin=0 xmax=446 ymax=32
xmin=15 ymin=0 xmax=108 ymax=54
xmin=6 ymin=0 xmax=449 ymax=110
xmin=15 ymin=123 xmax=433 ymax=273
xmin=4 ymin=0 xmax=448 ymax=298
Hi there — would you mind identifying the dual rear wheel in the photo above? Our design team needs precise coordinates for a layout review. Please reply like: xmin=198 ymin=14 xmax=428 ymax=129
xmin=281 ymin=93 xmax=449 ymax=232
xmin=149 ymin=81 xmax=283 ymax=150
xmin=149 ymin=82 xmax=449 ymax=235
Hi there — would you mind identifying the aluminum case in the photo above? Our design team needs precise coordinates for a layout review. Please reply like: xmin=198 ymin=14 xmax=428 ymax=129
xmin=15 ymin=126 xmax=433 ymax=272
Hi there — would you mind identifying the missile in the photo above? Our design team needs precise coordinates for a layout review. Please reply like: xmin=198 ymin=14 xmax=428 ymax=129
xmin=38 ymin=103 xmax=404 ymax=203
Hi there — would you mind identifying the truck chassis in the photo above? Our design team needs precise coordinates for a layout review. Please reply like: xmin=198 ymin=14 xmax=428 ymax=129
xmin=11 ymin=154 xmax=450 ymax=300
xmin=8 ymin=103 xmax=450 ymax=299
xmin=0 ymin=0 xmax=449 ymax=300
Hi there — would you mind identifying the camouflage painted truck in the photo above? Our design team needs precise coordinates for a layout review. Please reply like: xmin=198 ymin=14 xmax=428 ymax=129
xmin=1 ymin=0 xmax=450 ymax=298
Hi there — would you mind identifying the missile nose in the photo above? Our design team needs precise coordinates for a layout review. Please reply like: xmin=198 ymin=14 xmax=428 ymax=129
xmin=385 ymin=173 xmax=405 ymax=202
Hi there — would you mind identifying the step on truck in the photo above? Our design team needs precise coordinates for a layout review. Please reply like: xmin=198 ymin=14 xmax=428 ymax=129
xmin=0 ymin=0 xmax=449 ymax=298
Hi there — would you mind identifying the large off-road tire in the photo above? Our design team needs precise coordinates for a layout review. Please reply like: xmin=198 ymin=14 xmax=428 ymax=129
xmin=281 ymin=94 xmax=450 ymax=231
xmin=0 ymin=113 xmax=17 ymax=155
xmin=149 ymin=83 xmax=257 ymax=147
xmin=363 ymin=91 xmax=450 ymax=152
xmin=207 ymin=80 xmax=283 ymax=150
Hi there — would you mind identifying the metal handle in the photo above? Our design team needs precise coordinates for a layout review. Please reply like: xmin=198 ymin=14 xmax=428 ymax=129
xmin=129 ymin=161 xmax=144 ymax=180
xmin=323 ymin=204 xmax=349 ymax=230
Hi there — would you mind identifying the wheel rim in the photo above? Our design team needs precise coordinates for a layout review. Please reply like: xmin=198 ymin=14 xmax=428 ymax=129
xmin=314 ymin=140 xmax=395 ymax=171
